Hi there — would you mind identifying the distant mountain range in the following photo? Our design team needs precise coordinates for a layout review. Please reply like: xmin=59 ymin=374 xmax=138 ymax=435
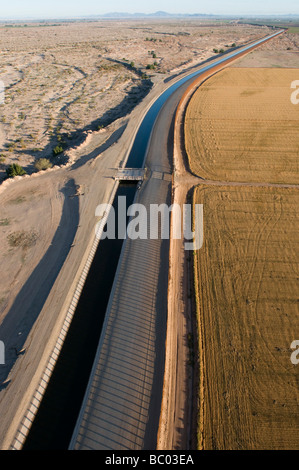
xmin=97 ymin=11 xmax=217 ymax=18
xmin=93 ymin=11 xmax=299 ymax=19
xmin=0 ymin=11 xmax=298 ymax=22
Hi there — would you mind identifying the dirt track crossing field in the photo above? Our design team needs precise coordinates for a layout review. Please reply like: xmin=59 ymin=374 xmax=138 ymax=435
xmin=185 ymin=67 xmax=299 ymax=449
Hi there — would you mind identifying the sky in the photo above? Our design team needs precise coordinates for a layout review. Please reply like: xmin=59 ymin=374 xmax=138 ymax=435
xmin=0 ymin=0 xmax=298 ymax=19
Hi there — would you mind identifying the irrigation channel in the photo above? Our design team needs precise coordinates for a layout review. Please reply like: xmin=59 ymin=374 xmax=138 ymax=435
xmin=22 ymin=29 xmax=284 ymax=449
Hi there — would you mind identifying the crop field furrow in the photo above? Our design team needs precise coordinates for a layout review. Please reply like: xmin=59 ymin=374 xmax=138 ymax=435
xmin=185 ymin=68 xmax=299 ymax=184
xmin=193 ymin=185 xmax=299 ymax=449
xmin=186 ymin=67 xmax=299 ymax=450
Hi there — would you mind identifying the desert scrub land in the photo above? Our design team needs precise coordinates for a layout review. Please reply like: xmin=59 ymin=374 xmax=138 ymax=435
xmin=185 ymin=67 xmax=299 ymax=449
xmin=231 ymin=28 xmax=299 ymax=69
xmin=185 ymin=67 xmax=299 ymax=184
xmin=194 ymin=185 xmax=299 ymax=450
xmin=0 ymin=20 xmax=271 ymax=180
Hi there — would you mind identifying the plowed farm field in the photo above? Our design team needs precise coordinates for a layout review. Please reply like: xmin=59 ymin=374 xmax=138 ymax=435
xmin=185 ymin=68 xmax=299 ymax=184
xmin=186 ymin=68 xmax=299 ymax=449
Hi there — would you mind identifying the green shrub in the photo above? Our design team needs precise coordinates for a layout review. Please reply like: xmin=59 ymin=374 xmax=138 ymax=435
xmin=34 ymin=158 xmax=53 ymax=171
xmin=7 ymin=142 xmax=16 ymax=152
xmin=6 ymin=163 xmax=26 ymax=178
xmin=53 ymin=145 xmax=64 ymax=156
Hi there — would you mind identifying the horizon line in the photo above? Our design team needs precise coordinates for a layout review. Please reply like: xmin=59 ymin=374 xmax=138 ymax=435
xmin=0 ymin=11 xmax=298 ymax=21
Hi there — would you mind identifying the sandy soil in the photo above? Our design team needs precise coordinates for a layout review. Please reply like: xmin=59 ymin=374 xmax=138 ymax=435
xmin=232 ymin=30 xmax=299 ymax=68
xmin=0 ymin=174 xmax=71 ymax=382
xmin=0 ymin=20 xmax=270 ymax=180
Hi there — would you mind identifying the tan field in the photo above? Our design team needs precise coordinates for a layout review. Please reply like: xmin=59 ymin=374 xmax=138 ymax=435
xmin=185 ymin=68 xmax=299 ymax=184
xmin=194 ymin=184 xmax=299 ymax=450
xmin=184 ymin=66 xmax=299 ymax=449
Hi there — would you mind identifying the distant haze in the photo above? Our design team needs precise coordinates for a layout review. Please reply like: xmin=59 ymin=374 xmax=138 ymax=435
xmin=0 ymin=0 xmax=298 ymax=20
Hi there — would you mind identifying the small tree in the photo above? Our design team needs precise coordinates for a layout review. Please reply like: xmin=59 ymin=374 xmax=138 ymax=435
xmin=6 ymin=163 xmax=26 ymax=178
xmin=53 ymin=145 xmax=64 ymax=156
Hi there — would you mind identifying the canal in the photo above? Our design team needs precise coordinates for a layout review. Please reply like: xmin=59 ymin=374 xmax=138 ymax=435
xmin=22 ymin=28 xmax=283 ymax=449
xmin=23 ymin=184 xmax=137 ymax=449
